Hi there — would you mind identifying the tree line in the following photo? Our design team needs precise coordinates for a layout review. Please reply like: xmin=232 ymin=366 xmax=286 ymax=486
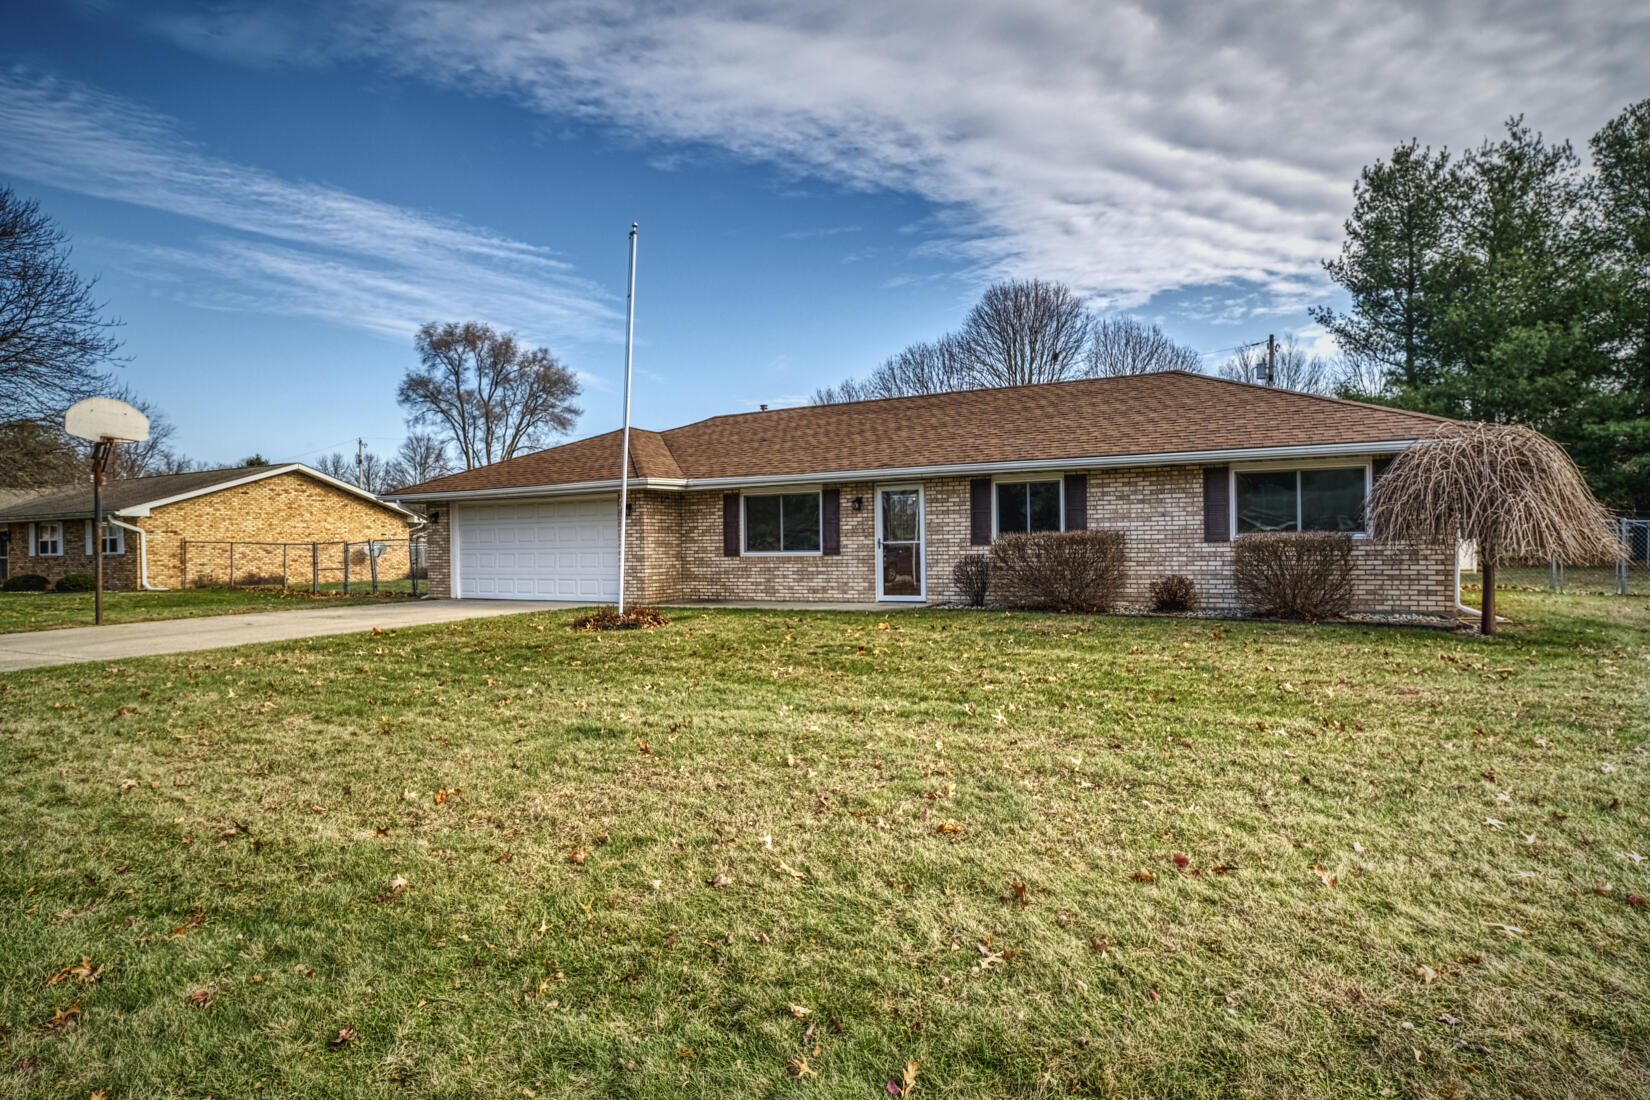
xmin=3 ymin=97 xmax=1645 ymax=510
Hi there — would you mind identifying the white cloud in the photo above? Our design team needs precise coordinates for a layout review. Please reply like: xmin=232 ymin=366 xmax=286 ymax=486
xmin=138 ymin=0 xmax=1644 ymax=315
xmin=0 ymin=68 xmax=619 ymax=343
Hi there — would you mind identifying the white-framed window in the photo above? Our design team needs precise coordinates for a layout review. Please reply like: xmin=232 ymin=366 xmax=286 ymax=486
xmin=85 ymin=522 xmax=125 ymax=555
xmin=32 ymin=521 xmax=63 ymax=556
xmin=1232 ymin=465 xmax=1370 ymax=536
xmin=743 ymin=491 xmax=823 ymax=554
xmin=994 ymin=477 xmax=1063 ymax=537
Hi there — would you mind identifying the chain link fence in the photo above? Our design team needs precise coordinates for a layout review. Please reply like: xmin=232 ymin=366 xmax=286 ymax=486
xmin=182 ymin=536 xmax=427 ymax=595
xmin=1461 ymin=518 xmax=1649 ymax=595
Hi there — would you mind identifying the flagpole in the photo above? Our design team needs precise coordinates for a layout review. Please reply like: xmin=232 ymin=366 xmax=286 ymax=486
xmin=616 ymin=222 xmax=638 ymax=615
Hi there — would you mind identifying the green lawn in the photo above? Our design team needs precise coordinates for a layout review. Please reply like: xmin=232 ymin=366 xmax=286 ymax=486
xmin=0 ymin=586 xmax=416 ymax=634
xmin=0 ymin=593 xmax=1645 ymax=1098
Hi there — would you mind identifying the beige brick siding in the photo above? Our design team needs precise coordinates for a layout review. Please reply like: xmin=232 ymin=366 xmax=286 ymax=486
xmin=0 ymin=473 xmax=410 ymax=591
xmin=419 ymin=462 xmax=1457 ymax=615
xmin=134 ymin=473 xmax=411 ymax=590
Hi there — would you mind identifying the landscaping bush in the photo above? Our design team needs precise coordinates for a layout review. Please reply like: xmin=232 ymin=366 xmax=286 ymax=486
xmin=951 ymin=554 xmax=991 ymax=607
xmin=2 ymin=574 xmax=50 ymax=592
xmin=1232 ymin=531 xmax=1354 ymax=621
xmin=1149 ymin=573 xmax=1199 ymax=612
xmin=988 ymin=530 xmax=1126 ymax=613
xmin=54 ymin=572 xmax=96 ymax=592
xmin=570 ymin=606 xmax=671 ymax=631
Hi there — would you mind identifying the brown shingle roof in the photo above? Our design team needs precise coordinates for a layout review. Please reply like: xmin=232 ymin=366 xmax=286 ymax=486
xmin=0 ymin=464 xmax=406 ymax=522
xmin=394 ymin=372 xmax=1456 ymax=495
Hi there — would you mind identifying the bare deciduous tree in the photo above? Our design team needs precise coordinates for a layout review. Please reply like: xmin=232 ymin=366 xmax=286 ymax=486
xmin=1082 ymin=316 xmax=1203 ymax=376
xmin=812 ymin=337 xmax=969 ymax=404
xmin=0 ymin=419 xmax=81 ymax=487
xmin=0 ymin=187 xmax=122 ymax=422
xmin=393 ymin=432 xmax=453 ymax=486
xmin=398 ymin=321 xmax=581 ymax=469
xmin=1218 ymin=335 xmax=1334 ymax=395
xmin=315 ymin=449 xmax=404 ymax=495
xmin=1367 ymin=422 xmax=1622 ymax=634
xmin=957 ymin=279 xmax=1091 ymax=387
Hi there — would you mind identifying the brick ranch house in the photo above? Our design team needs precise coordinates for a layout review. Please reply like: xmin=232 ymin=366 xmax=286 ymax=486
xmin=0 ymin=464 xmax=417 ymax=591
xmin=389 ymin=372 xmax=1462 ymax=614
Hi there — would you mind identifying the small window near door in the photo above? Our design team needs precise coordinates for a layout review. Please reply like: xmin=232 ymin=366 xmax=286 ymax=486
xmin=744 ymin=492 xmax=822 ymax=553
xmin=995 ymin=480 xmax=1062 ymax=536
xmin=34 ymin=522 xmax=63 ymax=556
xmin=1234 ymin=467 xmax=1368 ymax=534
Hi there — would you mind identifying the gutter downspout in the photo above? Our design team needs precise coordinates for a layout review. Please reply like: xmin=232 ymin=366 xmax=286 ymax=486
xmin=107 ymin=517 xmax=166 ymax=590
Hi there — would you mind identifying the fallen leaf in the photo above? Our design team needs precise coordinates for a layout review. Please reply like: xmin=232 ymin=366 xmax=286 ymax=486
xmin=330 ymin=1025 xmax=356 ymax=1045
xmin=569 ymin=848 xmax=588 ymax=865
xmin=1131 ymin=868 xmax=1157 ymax=883
xmin=935 ymin=821 xmax=961 ymax=835
xmin=1173 ymin=853 xmax=1190 ymax=868
xmin=1594 ymin=881 xmax=1613 ymax=897
xmin=776 ymin=861 xmax=806 ymax=880
xmin=1438 ymin=1013 xmax=1462 ymax=1026
xmin=1147 ymin=988 xmax=1161 ymax=1001
xmin=47 ymin=957 xmax=103 ymax=986
xmin=787 ymin=1056 xmax=818 ymax=1078
xmin=902 ymin=1059 xmax=921 ymax=1094
xmin=708 ymin=873 xmax=733 ymax=888
xmin=48 ymin=1002 xmax=81 ymax=1029
xmin=1627 ymin=894 xmax=1646 ymax=907
xmin=169 ymin=908 xmax=205 ymax=939
xmin=1415 ymin=965 xmax=1438 ymax=984
xmin=189 ymin=988 xmax=214 ymax=1008
xmin=1313 ymin=865 xmax=1338 ymax=889
xmin=787 ymin=1003 xmax=812 ymax=1018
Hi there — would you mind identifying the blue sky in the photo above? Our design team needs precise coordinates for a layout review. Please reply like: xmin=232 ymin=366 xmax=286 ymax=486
xmin=1 ymin=1 xmax=1643 ymax=466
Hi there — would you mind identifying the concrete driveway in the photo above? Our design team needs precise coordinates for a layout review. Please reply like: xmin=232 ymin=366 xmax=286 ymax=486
xmin=0 ymin=600 xmax=573 ymax=672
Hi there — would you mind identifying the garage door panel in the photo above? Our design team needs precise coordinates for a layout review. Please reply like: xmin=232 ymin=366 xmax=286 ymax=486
xmin=457 ymin=498 xmax=619 ymax=601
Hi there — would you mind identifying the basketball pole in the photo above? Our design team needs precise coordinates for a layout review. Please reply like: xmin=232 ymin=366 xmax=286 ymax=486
xmin=92 ymin=439 xmax=112 ymax=625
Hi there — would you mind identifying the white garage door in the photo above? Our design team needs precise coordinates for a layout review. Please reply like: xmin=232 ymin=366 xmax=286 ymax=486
xmin=455 ymin=498 xmax=620 ymax=600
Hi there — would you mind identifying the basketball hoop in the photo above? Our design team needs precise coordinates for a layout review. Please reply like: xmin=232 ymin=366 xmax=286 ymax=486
xmin=63 ymin=397 xmax=150 ymax=625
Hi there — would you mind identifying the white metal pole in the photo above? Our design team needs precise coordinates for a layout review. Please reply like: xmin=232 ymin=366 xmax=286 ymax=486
xmin=616 ymin=222 xmax=638 ymax=615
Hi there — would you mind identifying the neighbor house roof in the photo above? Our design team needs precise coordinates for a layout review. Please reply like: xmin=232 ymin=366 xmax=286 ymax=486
xmin=392 ymin=371 xmax=1458 ymax=498
xmin=0 ymin=463 xmax=416 ymax=523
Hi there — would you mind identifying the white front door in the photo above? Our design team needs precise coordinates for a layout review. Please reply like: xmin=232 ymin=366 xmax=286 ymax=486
xmin=875 ymin=485 xmax=925 ymax=601
xmin=454 ymin=498 xmax=620 ymax=600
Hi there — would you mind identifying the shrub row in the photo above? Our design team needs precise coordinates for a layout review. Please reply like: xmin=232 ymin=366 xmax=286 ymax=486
xmin=1 ymin=573 xmax=99 ymax=593
xmin=949 ymin=530 xmax=1353 ymax=620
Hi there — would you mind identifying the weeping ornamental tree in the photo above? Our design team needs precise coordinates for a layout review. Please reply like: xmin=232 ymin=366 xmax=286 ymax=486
xmin=1367 ymin=423 xmax=1622 ymax=635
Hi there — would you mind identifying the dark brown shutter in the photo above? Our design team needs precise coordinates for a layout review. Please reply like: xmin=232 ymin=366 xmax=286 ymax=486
xmin=970 ymin=478 xmax=992 ymax=545
xmin=1063 ymin=473 xmax=1088 ymax=531
xmin=722 ymin=493 xmax=741 ymax=556
xmin=1202 ymin=466 xmax=1230 ymax=543
xmin=821 ymin=488 xmax=841 ymax=556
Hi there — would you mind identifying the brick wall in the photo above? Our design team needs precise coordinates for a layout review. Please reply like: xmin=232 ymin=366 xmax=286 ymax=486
xmin=135 ymin=472 xmax=412 ymax=589
xmin=2 ymin=520 xmax=138 ymax=590
xmin=416 ymin=463 xmax=1457 ymax=615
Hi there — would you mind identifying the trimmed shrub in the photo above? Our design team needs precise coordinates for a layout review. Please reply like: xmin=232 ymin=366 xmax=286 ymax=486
xmin=1232 ymin=531 xmax=1354 ymax=621
xmin=989 ymin=530 xmax=1126 ymax=613
xmin=2 ymin=573 xmax=50 ymax=592
xmin=1149 ymin=574 xmax=1199 ymax=613
xmin=54 ymin=572 xmax=96 ymax=592
xmin=951 ymin=554 xmax=991 ymax=607
xmin=571 ymin=606 xmax=671 ymax=631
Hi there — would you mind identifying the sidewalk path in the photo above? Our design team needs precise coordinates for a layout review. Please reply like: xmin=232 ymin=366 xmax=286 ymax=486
xmin=0 ymin=600 xmax=571 ymax=672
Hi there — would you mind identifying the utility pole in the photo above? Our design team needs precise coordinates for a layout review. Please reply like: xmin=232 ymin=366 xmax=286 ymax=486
xmin=356 ymin=438 xmax=366 ymax=488
xmin=1266 ymin=334 xmax=1276 ymax=387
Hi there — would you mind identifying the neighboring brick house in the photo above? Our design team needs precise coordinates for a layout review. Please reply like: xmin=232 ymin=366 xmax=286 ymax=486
xmin=390 ymin=372 xmax=1464 ymax=614
xmin=0 ymin=465 xmax=416 ymax=591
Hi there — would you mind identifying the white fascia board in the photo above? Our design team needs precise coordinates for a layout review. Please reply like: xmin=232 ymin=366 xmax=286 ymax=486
xmin=385 ymin=441 xmax=1421 ymax=500
xmin=390 ymin=477 xmax=686 ymax=502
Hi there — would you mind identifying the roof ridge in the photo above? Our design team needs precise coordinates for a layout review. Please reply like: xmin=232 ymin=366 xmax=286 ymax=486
xmin=1174 ymin=371 xmax=1458 ymax=425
